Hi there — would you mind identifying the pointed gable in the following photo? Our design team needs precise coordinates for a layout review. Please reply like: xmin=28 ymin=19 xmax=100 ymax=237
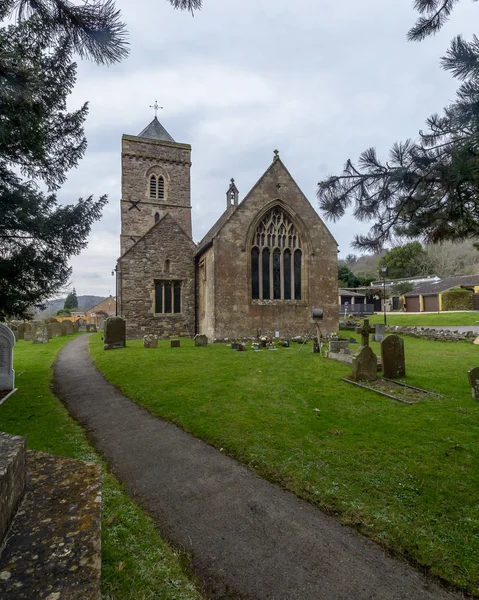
xmin=138 ymin=117 xmax=175 ymax=143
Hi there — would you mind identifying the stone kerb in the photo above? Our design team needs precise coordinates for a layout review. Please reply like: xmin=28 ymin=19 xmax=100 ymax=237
xmin=0 ymin=432 xmax=27 ymax=545
xmin=0 ymin=323 xmax=15 ymax=391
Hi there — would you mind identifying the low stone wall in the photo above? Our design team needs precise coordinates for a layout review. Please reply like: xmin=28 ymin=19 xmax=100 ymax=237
xmin=385 ymin=326 xmax=477 ymax=342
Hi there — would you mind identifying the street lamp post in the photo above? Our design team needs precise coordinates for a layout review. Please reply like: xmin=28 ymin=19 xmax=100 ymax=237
xmin=381 ymin=263 xmax=387 ymax=325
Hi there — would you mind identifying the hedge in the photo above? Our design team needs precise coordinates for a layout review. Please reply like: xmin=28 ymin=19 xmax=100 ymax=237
xmin=441 ymin=287 xmax=473 ymax=311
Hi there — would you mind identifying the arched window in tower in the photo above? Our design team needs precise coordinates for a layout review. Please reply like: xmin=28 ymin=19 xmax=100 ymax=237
xmin=149 ymin=175 xmax=157 ymax=199
xmin=154 ymin=212 xmax=160 ymax=223
xmin=158 ymin=176 xmax=165 ymax=199
xmin=250 ymin=207 xmax=302 ymax=300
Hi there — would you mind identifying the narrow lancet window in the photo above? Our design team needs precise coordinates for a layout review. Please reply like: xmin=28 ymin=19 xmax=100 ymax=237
xmin=149 ymin=175 xmax=157 ymax=199
xmin=158 ymin=176 xmax=165 ymax=199
xmin=251 ymin=247 xmax=260 ymax=300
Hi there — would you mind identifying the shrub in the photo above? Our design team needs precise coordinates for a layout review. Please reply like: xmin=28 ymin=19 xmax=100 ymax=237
xmin=441 ymin=288 xmax=473 ymax=311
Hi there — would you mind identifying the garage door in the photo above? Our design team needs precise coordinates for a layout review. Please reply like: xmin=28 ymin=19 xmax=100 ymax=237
xmin=423 ymin=295 xmax=439 ymax=312
xmin=406 ymin=296 xmax=420 ymax=312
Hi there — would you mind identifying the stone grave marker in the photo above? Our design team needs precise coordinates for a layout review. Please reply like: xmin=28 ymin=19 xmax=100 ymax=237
xmin=351 ymin=345 xmax=378 ymax=382
xmin=16 ymin=323 xmax=28 ymax=340
xmin=32 ymin=324 xmax=48 ymax=344
xmin=47 ymin=322 xmax=63 ymax=338
xmin=171 ymin=340 xmax=180 ymax=348
xmin=467 ymin=367 xmax=479 ymax=401
xmin=144 ymin=334 xmax=158 ymax=348
xmin=77 ymin=318 xmax=87 ymax=332
xmin=374 ymin=323 xmax=385 ymax=342
xmin=381 ymin=335 xmax=406 ymax=379
xmin=104 ymin=317 xmax=126 ymax=350
xmin=86 ymin=324 xmax=97 ymax=333
xmin=355 ymin=319 xmax=375 ymax=347
xmin=61 ymin=320 xmax=74 ymax=335
xmin=97 ymin=316 xmax=105 ymax=330
xmin=194 ymin=334 xmax=208 ymax=347
xmin=23 ymin=323 xmax=34 ymax=341
xmin=0 ymin=324 xmax=15 ymax=391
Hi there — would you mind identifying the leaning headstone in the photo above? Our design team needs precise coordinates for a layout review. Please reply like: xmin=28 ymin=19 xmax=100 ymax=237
xmin=374 ymin=323 xmax=386 ymax=342
xmin=0 ymin=324 xmax=15 ymax=391
xmin=351 ymin=345 xmax=378 ymax=382
xmin=104 ymin=317 xmax=126 ymax=350
xmin=143 ymin=334 xmax=158 ymax=348
xmin=381 ymin=335 xmax=406 ymax=379
xmin=467 ymin=367 xmax=479 ymax=401
xmin=86 ymin=324 xmax=97 ymax=333
xmin=61 ymin=320 xmax=74 ymax=335
xmin=32 ymin=325 xmax=48 ymax=344
xmin=171 ymin=340 xmax=180 ymax=348
xmin=194 ymin=334 xmax=208 ymax=347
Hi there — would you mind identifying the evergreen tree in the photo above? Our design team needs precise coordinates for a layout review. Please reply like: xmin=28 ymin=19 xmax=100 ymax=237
xmin=64 ymin=288 xmax=79 ymax=310
xmin=381 ymin=242 xmax=432 ymax=279
xmin=318 ymin=1 xmax=479 ymax=252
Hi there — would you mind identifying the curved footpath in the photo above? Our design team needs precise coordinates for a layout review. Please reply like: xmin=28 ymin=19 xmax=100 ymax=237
xmin=53 ymin=336 xmax=462 ymax=600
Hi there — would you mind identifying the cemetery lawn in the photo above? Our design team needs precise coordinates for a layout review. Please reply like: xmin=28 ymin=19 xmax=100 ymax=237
xmin=90 ymin=334 xmax=479 ymax=596
xmin=0 ymin=336 xmax=204 ymax=600
xmin=368 ymin=311 xmax=479 ymax=326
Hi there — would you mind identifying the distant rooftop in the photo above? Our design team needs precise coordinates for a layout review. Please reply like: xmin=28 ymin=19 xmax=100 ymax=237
xmin=137 ymin=117 xmax=175 ymax=142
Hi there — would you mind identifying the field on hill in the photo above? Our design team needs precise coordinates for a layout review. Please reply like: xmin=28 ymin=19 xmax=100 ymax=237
xmin=90 ymin=334 xmax=479 ymax=596
xmin=0 ymin=336 xmax=204 ymax=600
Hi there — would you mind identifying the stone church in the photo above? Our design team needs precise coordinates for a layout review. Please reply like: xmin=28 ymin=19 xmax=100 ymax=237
xmin=116 ymin=117 xmax=339 ymax=340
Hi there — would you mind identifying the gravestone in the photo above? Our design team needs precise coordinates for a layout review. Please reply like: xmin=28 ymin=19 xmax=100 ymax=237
xmin=22 ymin=323 xmax=33 ymax=341
xmin=351 ymin=345 xmax=378 ymax=382
xmin=355 ymin=319 xmax=375 ymax=347
xmin=61 ymin=320 xmax=74 ymax=335
xmin=143 ymin=334 xmax=158 ymax=348
xmin=77 ymin=318 xmax=87 ymax=332
xmin=467 ymin=367 xmax=479 ymax=401
xmin=329 ymin=340 xmax=349 ymax=353
xmin=381 ymin=335 xmax=406 ymax=379
xmin=171 ymin=340 xmax=180 ymax=348
xmin=47 ymin=322 xmax=63 ymax=338
xmin=97 ymin=316 xmax=105 ymax=331
xmin=32 ymin=325 xmax=48 ymax=344
xmin=374 ymin=323 xmax=386 ymax=342
xmin=0 ymin=324 xmax=15 ymax=391
xmin=194 ymin=334 xmax=208 ymax=347
xmin=104 ymin=317 xmax=126 ymax=350
xmin=86 ymin=324 xmax=97 ymax=333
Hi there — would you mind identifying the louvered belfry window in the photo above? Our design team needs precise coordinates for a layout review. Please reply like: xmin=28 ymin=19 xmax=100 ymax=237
xmin=251 ymin=207 xmax=302 ymax=300
xmin=149 ymin=175 xmax=165 ymax=200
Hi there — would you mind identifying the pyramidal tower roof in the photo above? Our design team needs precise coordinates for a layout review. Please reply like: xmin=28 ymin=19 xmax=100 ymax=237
xmin=137 ymin=117 xmax=175 ymax=143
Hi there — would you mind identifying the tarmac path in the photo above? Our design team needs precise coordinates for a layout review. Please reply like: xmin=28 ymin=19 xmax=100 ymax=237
xmin=53 ymin=335 xmax=464 ymax=600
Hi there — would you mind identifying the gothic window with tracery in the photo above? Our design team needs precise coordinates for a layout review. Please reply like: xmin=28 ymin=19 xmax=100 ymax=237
xmin=251 ymin=207 xmax=302 ymax=300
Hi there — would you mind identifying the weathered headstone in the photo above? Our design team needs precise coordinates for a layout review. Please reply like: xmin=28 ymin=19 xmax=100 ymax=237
xmin=47 ymin=322 xmax=63 ymax=338
xmin=351 ymin=345 xmax=378 ymax=382
xmin=23 ymin=323 xmax=34 ymax=341
xmin=381 ymin=335 xmax=406 ymax=379
xmin=355 ymin=319 xmax=375 ymax=347
xmin=194 ymin=334 xmax=208 ymax=347
xmin=143 ymin=334 xmax=158 ymax=348
xmin=97 ymin=317 xmax=105 ymax=331
xmin=32 ymin=325 xmax=48 ymax=344
xmin=374 ymin=323 xmax=386 ymax=342
xmin=329 ymin=340 xmax=349 ymax=353
xmin=171 ymin=339 xmax=180 ymax=348
xmin=73 ymin=320 xmax=80 ymax=333
xmin=77 ymin=318 xmax=87 ymax=332
xmin=86 ymin=324 xmax=97 ymax=333
xmin=467 ymin=367 xmax=479 ymax=401
xmin=104 ymin=317 xmax=126 ymax=350
xmin=61 ymin=320 xmax=74 ymax=335
xmin=16 ymin=323 xmax=28 ymax=341
xmin=0 ymin=324 xmax=15 ymax=391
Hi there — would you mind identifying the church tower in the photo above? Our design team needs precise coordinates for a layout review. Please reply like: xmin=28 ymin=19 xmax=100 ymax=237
xmin=120 ymin=116 xmax=192 ymax=255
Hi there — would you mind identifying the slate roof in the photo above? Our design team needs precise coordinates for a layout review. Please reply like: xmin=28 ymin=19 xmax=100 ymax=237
xmin=404 ymin=274 xmax=479 ymax=296
xmin=138 ymin=117 xmax=175 ymax=143
xmin=339 ymin=289 xmax=366 ymax=298
xmin=196 ymin=208 xmax=233 ymax=256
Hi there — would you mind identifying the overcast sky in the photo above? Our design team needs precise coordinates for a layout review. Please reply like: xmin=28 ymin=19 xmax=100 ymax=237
xmin=60 ymin=0 xmax=478 ymax=297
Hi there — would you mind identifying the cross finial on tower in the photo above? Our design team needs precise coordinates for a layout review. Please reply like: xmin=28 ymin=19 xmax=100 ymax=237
xmin=149 ymin=100 xmax=163 ymax=118
xmin=273 ymin=149 xmax=279 ymax=160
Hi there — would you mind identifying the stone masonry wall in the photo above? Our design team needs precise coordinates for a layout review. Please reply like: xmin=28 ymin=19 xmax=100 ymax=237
xmin=204 ymin=158 xmax=338 ymax=339
xmin=121 ymin=136 xmax=192 ymax=255
xmin=118 ymin=214 xmax=196 ymax=339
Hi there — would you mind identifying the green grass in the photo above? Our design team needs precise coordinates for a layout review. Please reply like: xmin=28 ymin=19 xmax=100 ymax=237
xmin=367 ymin=311 xmax=479 ymax=326
xmin=90 ymin=334 xmax=479 ymax=596
xmin=0 ymin=336 xmax=204 ymax=600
